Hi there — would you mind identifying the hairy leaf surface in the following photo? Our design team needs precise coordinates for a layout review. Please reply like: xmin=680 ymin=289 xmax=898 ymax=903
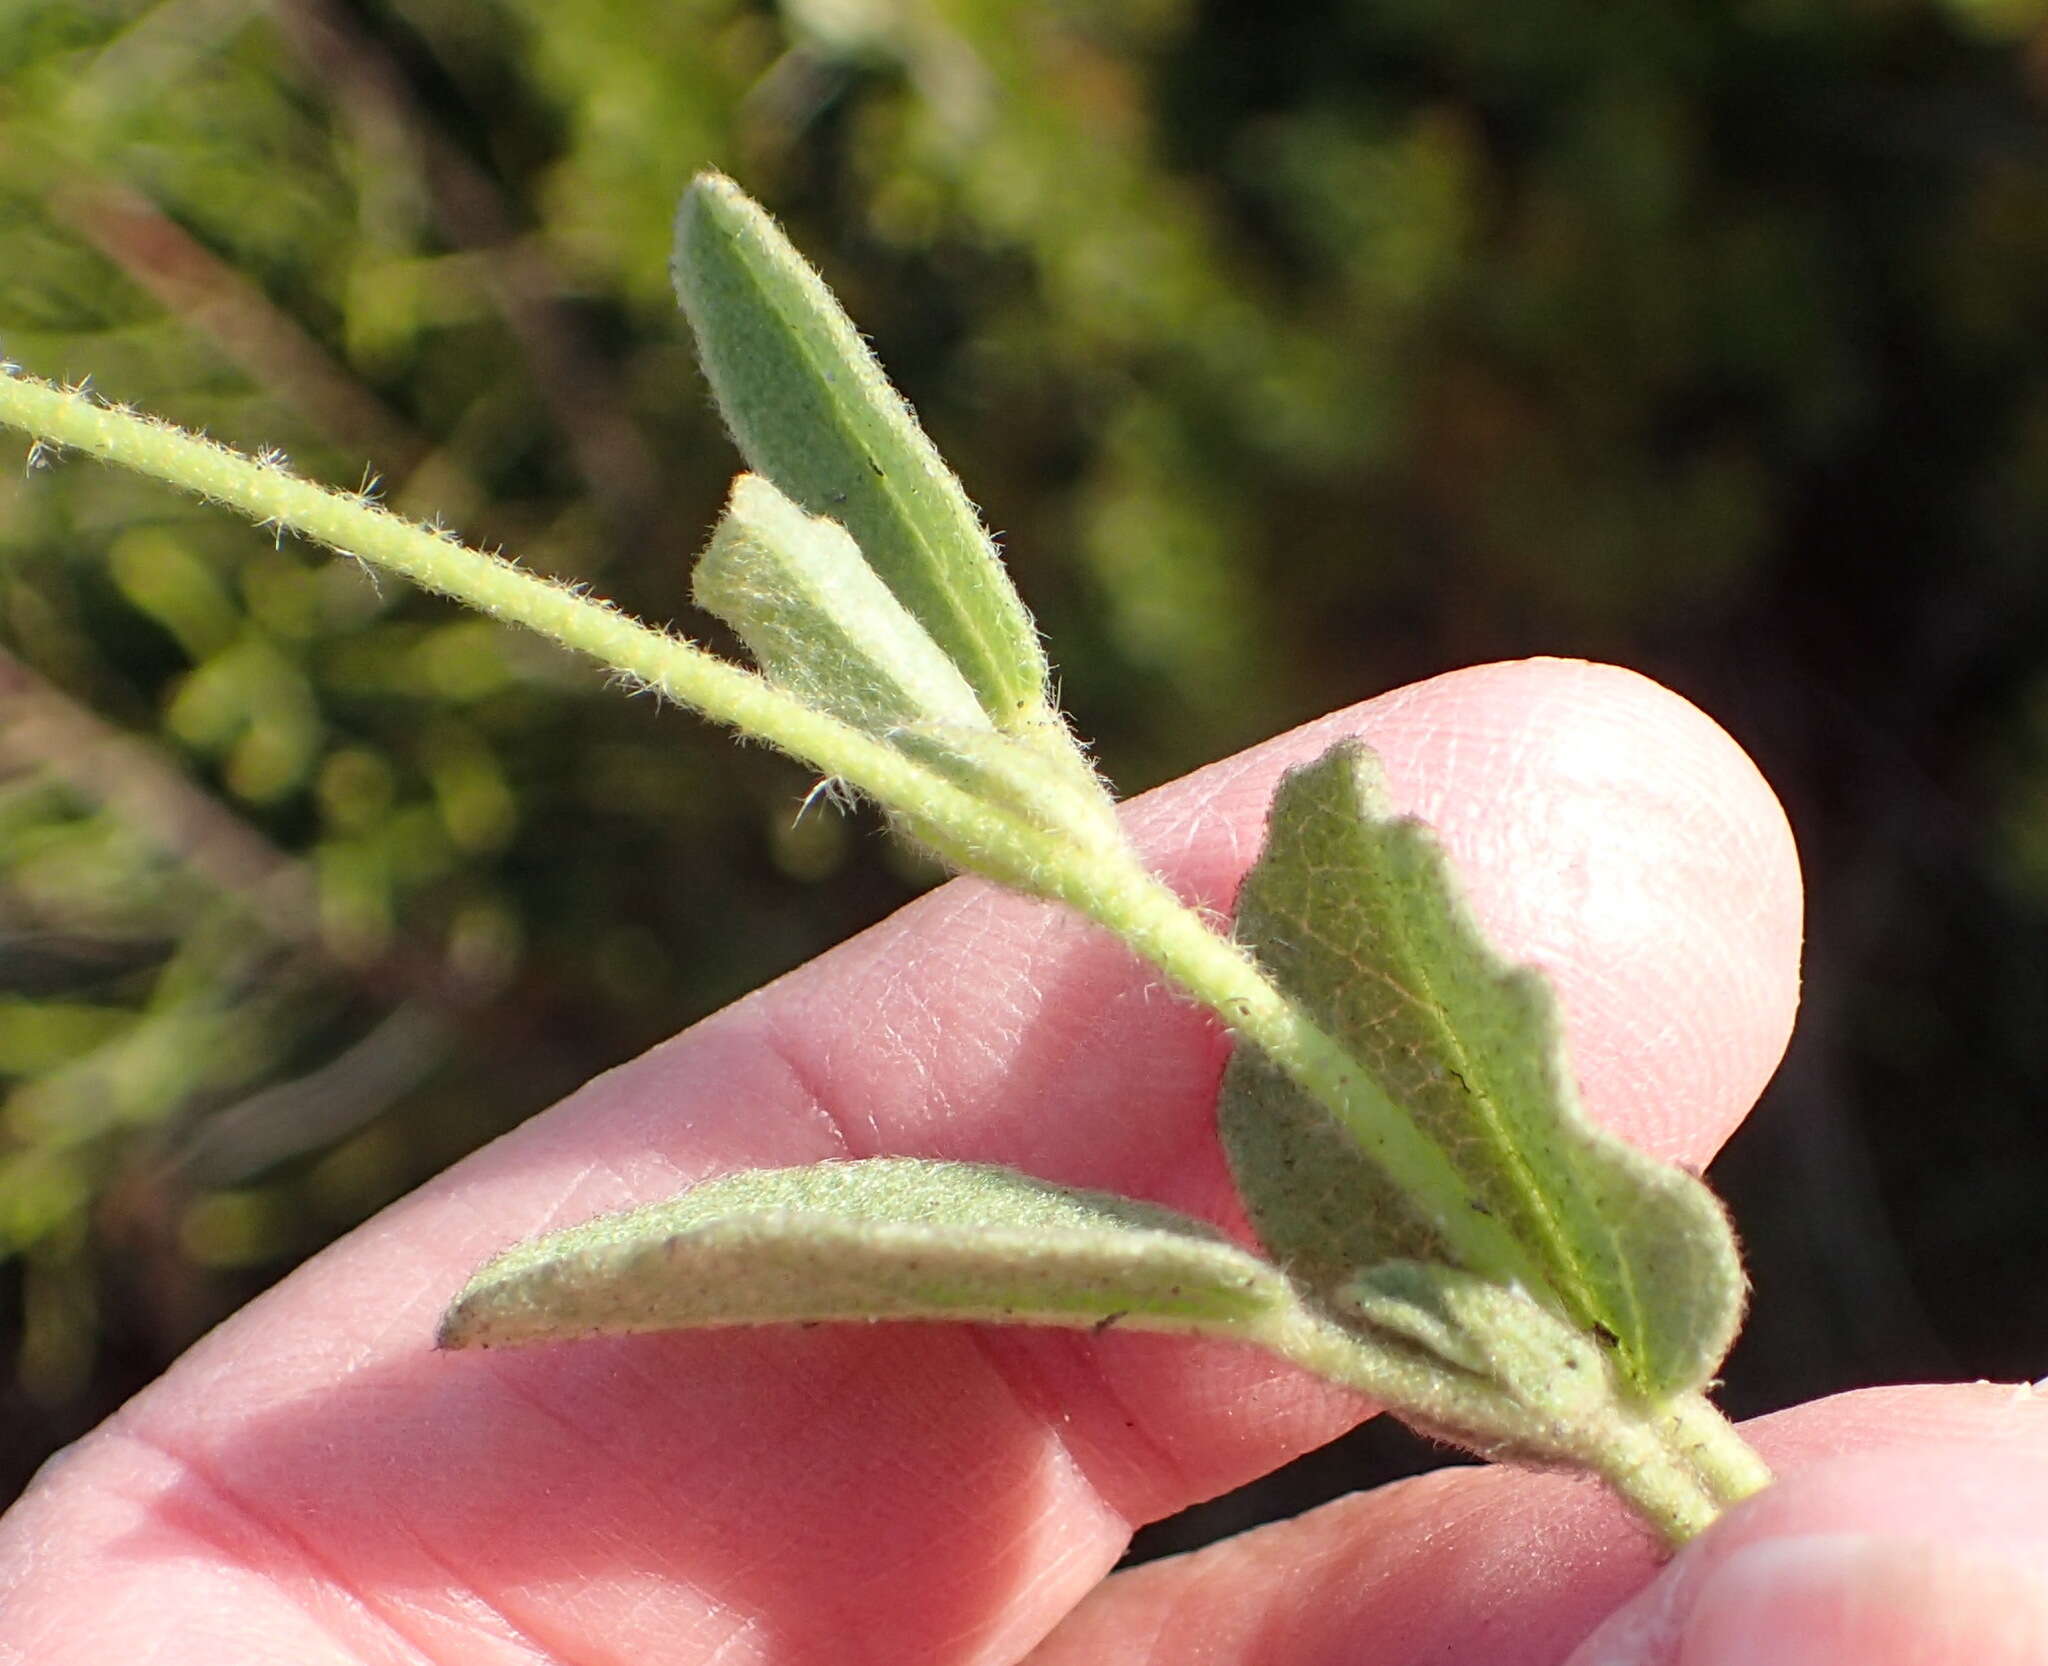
xmin=694 ymin=473 xmax=989 ymax=739
xmin=440 ymin=1158 xmax=1296 ymax=1349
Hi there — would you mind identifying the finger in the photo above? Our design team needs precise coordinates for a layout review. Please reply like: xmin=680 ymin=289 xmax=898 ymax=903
xmin=0 ymin=659 xmax=1802 ymax=1666
xmin=1020 ymin=1383 xmax=2048 ymax=1666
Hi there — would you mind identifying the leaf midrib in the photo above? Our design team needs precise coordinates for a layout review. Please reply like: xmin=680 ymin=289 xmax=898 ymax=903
xmin=1372 ymin=828 xmax=1646 ymax=1371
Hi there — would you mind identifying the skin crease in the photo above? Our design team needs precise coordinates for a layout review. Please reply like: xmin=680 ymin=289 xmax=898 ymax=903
xmin=2 ymin=656 xmax=2037 ymax=1666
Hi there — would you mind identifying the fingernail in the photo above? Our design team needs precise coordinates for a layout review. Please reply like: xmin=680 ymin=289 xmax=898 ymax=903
xmin=1679 ymin=1535 xmax=2048 ymax=1666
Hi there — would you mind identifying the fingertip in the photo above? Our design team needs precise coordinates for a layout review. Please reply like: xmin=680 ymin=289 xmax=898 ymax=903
xmin=1675 ymin=1535 xmax=2048 ymax=1666
xmin=1570 ymin=1390 xmax=2048 ymax=1666
xmin=1027 ymin=1385 xmax=2048 ymax=1666
xmin=1409 ymin=660 xmax=1803 ymax=1163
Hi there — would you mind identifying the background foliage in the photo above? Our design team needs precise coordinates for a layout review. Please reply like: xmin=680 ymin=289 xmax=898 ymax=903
xmin=4 ymin=0 xmax=2048 ymax=1553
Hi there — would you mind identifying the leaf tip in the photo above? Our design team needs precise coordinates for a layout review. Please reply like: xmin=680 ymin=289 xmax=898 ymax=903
xmin=436 ymin=1246 xmax=539 ymax=1351
xmin=434 ymin=1296 xmax=482 ymax=1352
xmin=675 ymin=169 xmax=767 ymax=257
xmin=672 ymin=171 xmax=747 ymax=297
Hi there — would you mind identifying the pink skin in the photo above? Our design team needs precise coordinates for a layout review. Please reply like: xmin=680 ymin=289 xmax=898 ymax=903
xmin=2 ymin=658 xmax=2041 ymax=1666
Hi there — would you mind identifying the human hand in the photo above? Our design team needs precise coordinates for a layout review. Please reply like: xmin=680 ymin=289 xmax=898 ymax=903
xmin=3 ymin=658 xmax=2042 ymax=1665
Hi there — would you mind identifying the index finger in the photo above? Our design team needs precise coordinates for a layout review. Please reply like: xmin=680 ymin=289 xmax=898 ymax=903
xmin=0 ymin=658 xmax=1801 ymax=1666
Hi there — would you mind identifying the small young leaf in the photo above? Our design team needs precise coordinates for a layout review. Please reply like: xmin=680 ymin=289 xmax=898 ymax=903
xmin=695 ymin=473 xmax=990 ymax=740
xmin=439 ymin=1158 xmax=1296 ymax=1349
xmin=693 ymin=476 xmax=1121 ymax=856
xmin=673 ymin=174 xmax=1050 ymax=730
xmin=1219 ymin=740 xmax=1745 ymax=1399
xmin=1340 ymin=1260 xmax=1610 ymax=1434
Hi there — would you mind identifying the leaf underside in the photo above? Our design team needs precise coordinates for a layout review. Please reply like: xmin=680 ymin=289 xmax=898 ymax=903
xmin=439 ymin=1158 xmax=1294 ymax=1350
xmin=1219 ymin=740 xmax=1745 ymax=1398
xmin=694 ymin=472 xmax=990 ymax=741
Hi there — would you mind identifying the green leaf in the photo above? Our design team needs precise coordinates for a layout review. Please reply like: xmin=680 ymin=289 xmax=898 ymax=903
xmin=436 ymin=1156 xmax=1594 ymax=1465
xmin=436 ymin=1150 xmax=1747 ymax=1536
xmin=673 ymin=174 xmax=1050 ymax=730
xmin=1339 ymin=1260 xmax=1610 ymax=1440
xmin=692 ymin=476 xmax=1121 ymax=858
xmin=1218 ymin=739 xmax=1745 ymax=1399
xmin=438 ymin=1158 xmax=1297 ymax=1349
xmin=694 ymin=473 xmax=990 ymax=740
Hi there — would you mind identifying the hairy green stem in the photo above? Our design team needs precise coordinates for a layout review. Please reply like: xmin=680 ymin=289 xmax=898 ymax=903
xmin=0 ymin=366 xmax=1769 ymax=1543
xmin=1664 ymin=1391 xmax=1775 ymax=1507
xmin=0 ymin=371 xmax=1010 ymax=841
xmin=1583 ymin=1392 xmax=1731 ymax=1544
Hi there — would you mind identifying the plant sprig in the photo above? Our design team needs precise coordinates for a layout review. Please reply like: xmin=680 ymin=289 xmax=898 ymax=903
xmin=0 ymin=173 xmax=1772 ymax=1546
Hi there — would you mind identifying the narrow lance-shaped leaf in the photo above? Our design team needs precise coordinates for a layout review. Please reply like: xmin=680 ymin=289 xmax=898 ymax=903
xmin=673 ymin=173 xmax=1051 ymax=731
xmin=1339 ymin=1260 xmax=1612 ymax=1452
xmin=1219 ymin=740 xmax=1745 ymax=1398
xmin=439 ymin=1158 xmax=1300 ymax=1349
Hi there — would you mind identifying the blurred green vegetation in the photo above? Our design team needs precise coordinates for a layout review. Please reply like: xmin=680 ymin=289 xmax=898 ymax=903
xmin=5 ymin=0 xmax=2048 ymax=1543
